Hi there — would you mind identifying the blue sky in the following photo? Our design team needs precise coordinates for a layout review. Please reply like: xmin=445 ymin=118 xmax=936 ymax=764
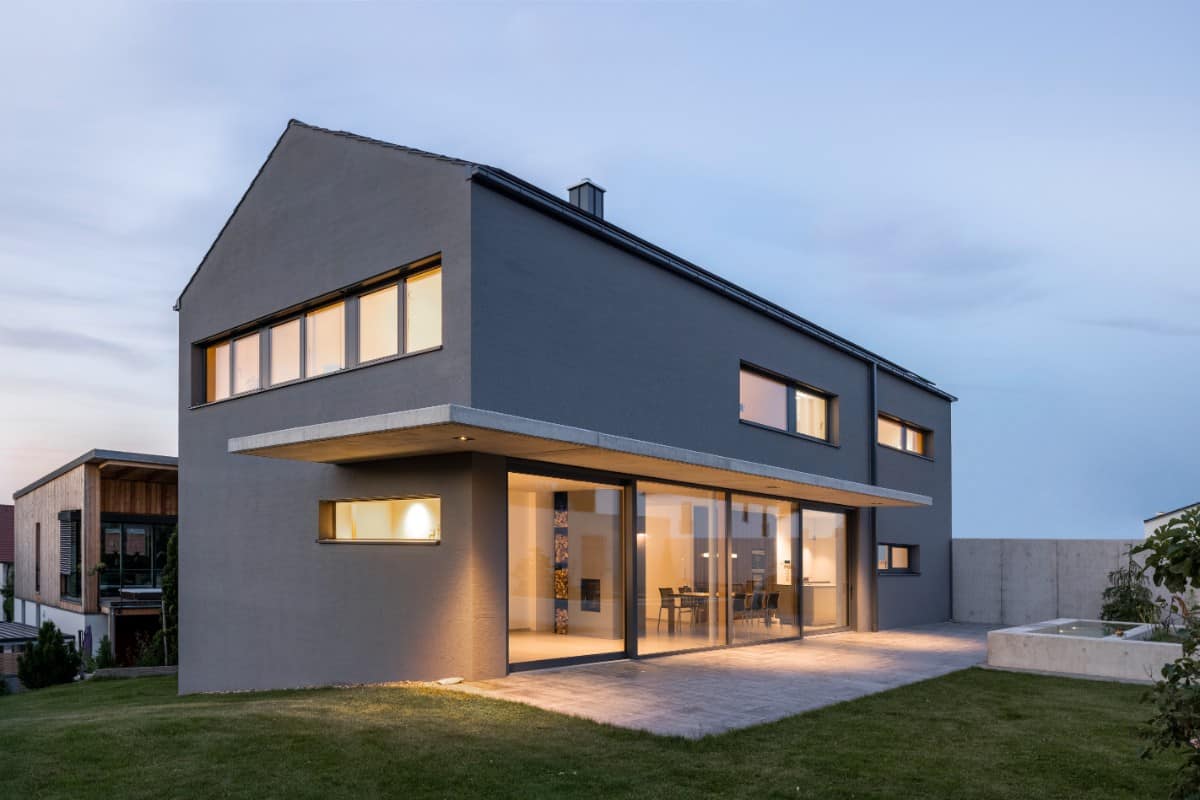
xmin=1 ymin=2 xmax=1196 ymax=537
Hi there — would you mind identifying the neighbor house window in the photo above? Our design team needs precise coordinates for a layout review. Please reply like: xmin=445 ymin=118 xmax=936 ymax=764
xmin=233 ymin=333 xmax=261 ymax=394
xmin=59 ymin=511 xmax=82 ymax=600
xmin=206 ymin=341 xmax=231 ymax=402
xmin=405 ymin=267 xmax=442 ymax=352
xmin=305 ymin=302 xmax=345 ymax=377
xmin=739 ymin=367 xmax=833 ymax=441
xmin=321 ymin=497 xmax=442 ymax=543
xmin=877 ymin=415 xmax=931 ymax=456
xmin=270 ymin=319 xmax=301 ymax=385
xmin=34 ymin=522 xmax=41 ymax=593
xmin=878 ymin=544 xmax=918 ymax=574
xmin=359 ymin=284 xmax=399 ymax=363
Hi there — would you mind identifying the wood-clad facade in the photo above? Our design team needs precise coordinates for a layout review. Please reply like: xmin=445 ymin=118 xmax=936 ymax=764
xmin=12 ymin=450 xmax=176 ymax=618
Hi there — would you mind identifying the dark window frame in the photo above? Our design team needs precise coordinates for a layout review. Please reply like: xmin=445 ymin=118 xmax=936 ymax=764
xmin=193 ymin=255 xmax=443 ymax=408
xmin=877 ymin=543 xmax=919 ymax=575
xmin=738 ymin=363 xmax=839 ymax=446
xmin=98 ymin=514 xmax=178 ymax=598
xmin=876 ymin=414 xmax=933 ymax=459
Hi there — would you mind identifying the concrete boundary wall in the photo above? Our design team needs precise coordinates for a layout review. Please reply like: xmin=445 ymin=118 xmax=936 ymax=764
xmin=953 ymin=539 xmax=1157 ymax=626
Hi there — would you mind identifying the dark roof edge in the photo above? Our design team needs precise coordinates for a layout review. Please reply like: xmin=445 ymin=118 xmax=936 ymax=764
xmin=1144 ymin=501 xmax=1200 ymax=524
xmin=13 ymin=450 xmax=178 ymax=501
xmin=470 ymin=167 xmax=957 ymax=402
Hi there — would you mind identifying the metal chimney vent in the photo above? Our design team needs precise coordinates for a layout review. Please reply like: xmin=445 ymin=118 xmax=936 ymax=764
xmin=567 ymin=179 xmax=605 ymax=219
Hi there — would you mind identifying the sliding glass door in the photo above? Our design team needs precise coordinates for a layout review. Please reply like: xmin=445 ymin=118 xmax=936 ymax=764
xmin=508 ymin=472 xmax=625 ymax=667
xmin=507 ymin=466 xmax=853 ymax=666
xmin=801 ymin=509 xmax=849 ymax=632
xmin=730 ymin=495 xmax=801 ymax=643
xmin=636 ymin=482 xmax=727 ymax=655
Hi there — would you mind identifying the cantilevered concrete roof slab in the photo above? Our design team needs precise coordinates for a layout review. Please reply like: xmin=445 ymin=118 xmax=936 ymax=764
xmin=229 ymin=405 xmax=930 ymax=509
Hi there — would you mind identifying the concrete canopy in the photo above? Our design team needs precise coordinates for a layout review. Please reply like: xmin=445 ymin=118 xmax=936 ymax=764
xmin=229 ymin=405 xmax=930 ymax=509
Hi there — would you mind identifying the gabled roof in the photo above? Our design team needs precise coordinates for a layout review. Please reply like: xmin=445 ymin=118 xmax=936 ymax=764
xmin=175 ymin=120 xmax=955 ymax=401
xmin=0 ymin=504 xmax=12 ymax=564
xmin=12 ymin=450 xmax=177 ymax=501
xmin=1145 ymin=502 xmax=1200 ymax=524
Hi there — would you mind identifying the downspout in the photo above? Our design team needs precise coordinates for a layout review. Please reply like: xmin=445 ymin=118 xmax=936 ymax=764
xmin=869 ymin=363 xmax=880 ymax=632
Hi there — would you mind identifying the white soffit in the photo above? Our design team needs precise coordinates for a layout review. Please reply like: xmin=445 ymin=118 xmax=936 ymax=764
xmin=228 ymin=404 xmax=931 ymax=508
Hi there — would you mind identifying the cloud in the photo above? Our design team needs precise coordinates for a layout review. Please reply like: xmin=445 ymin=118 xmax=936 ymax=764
xmin=0 ymin=324 xmax=157 ymax=367
xmin=1082 ymin=317 xmax=1200 ymax=337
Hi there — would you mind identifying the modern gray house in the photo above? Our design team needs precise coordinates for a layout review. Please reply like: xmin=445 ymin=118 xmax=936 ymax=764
xmin=176 ymin=120 xmax=955 ymax=693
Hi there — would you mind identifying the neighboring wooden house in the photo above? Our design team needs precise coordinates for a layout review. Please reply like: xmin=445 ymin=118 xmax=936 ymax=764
xmin=0 ymin=504 xmax=13 ymax=618
xmin=12 ymin=450 xmax=177 ymax=665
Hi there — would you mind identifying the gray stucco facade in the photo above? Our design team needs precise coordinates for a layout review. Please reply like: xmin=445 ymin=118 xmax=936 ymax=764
xmin=176 ymin=121 xmax=955 ymax=693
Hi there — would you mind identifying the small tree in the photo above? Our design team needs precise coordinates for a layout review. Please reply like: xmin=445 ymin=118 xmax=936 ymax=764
xmin=1134 ymin=508 xmax=1200 ymax=799
xmin=1100 ymin=551 xmax=1159 ymax=624
xmin=147 ymin=528 xmax=178 ymax=666
xmin=17 ymin=621 xmax=82 ymax=689
xmin=1 ymin=581 xmax=12 ymax=623
xmin=95 ymin=635 xmax=115 ymax=669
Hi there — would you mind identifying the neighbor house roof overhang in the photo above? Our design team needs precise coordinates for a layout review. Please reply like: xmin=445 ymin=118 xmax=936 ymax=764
xmin=229 ymin=405 xmax=931 ymax=509
xmin=12 ymin=450 xmax=178 ymax=501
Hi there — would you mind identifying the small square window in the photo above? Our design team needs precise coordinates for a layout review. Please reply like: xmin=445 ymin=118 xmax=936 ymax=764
xmin=878 ymin=544 xmax=918 ymax=574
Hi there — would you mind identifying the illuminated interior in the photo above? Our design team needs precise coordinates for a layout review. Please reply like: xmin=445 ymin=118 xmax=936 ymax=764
xmin=330 ymin=497 xmax=441 ymax=541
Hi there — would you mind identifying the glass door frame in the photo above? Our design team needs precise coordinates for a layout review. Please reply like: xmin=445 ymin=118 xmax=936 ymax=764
xmin=506 ymin=460 xmax=634 ymax=673
xmin=505 ymin=458 xmax=858 ymax=665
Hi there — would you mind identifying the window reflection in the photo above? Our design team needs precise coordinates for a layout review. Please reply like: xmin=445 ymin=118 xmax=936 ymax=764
xmin=637 ymin=482 xmax=726 ymax=655
xmin=305 ymin=302 xmax=345 ymax=377
xmin=405 ymin=268 xmax=442 ymax=352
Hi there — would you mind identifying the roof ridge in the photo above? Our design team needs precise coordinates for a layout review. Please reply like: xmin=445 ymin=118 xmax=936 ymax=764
xmin=287 ymin=119 xmax=479 ymax=168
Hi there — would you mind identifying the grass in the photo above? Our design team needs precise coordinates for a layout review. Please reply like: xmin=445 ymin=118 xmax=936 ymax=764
xmin=0 ymin=668 xmax=1182 ymax=799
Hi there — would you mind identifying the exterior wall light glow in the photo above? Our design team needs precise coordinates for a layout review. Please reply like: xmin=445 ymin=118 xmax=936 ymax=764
xmin=323 ymin=497 xmax=441 ymax=543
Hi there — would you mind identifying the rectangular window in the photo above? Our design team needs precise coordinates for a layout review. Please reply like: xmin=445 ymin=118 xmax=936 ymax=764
xmin=205 ymin=341 xmax=231 ymax=402
xmin=322 ymin=497 xmax=441 ymax=542
xmin=878 ymin=543 xmax=918 ymax=574
xmin=305 ymin=302 xmax=345 ymax=377
xmin=232 ymin=333 xmax=261 ymax=394
xmin=405 ymin=267 xmax=442 ymax=352
xmin=59 ymin=511 xmax=82 ymax=600
xmin=270 ymin=319 xmax=301 ymax=385
xmin=359 ymin=284 xmax=399 ymax=362
xmin=794 ymin=388 xmax=828 ymax=440
xmin=739 ymin=369 xmax=788 ymax=430
xmin=739 ymin=367 xmax=833 ymax=441
xmin=35 ymin=522 xmax=41 ymax=593
xmin=877 ymin=415 xmax=931 ymax=456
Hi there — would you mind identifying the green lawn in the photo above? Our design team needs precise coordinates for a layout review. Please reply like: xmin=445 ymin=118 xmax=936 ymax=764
xmin=0 ymin=668 xmax=1181 ymax=799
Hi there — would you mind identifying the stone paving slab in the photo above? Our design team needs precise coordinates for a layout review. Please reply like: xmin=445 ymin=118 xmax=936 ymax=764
xmin=451 ymin=623 xmax=991 ymax=738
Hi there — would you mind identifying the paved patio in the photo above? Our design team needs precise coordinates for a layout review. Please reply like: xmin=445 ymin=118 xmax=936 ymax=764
xmin=452 ymin=622 xmax=991 ymax=738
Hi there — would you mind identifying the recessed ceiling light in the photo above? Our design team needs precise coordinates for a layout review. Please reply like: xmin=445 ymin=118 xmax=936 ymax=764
xmin=454 ymin=435 xmax=473 ymax=442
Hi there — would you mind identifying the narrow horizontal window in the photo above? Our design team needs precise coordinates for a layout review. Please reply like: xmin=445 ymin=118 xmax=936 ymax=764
xmin=305 ymin=302 xmax=345 ymax=377
xmin=878 ymin=543 xmax=918 ymax=574
xmin=877 ymin=415 xmax=931 ymax=456
xmin=322 ymin=497 xmax=442 ymax=543
xmin=405 ymin=267 xmax=442 ymax=353
xmin=233 ymin=333 xmax=261 ymax=394
xmin=739 ymin=369 xmax=788 ymax=430
xmin=270 ymin=319 xmax=301 ymax=385
xmin=360 ymin=284 xmax=399 ymax=362
xmin=206 ymin=341 xmax=230 ymax=402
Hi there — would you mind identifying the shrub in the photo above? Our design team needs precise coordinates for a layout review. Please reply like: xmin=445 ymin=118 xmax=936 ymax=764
xmin=1134 ymin=508 xmax=1200 ymax=799
xmin=17 ymin=621 xmax=82 ymax=689
xmin=95 ymin=635 xmax=115 ymax=669
xmin=2 ymin=581 xmax=12 ymax=623
xmin=1100 ymin=552 xmax=1159 ymax=624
